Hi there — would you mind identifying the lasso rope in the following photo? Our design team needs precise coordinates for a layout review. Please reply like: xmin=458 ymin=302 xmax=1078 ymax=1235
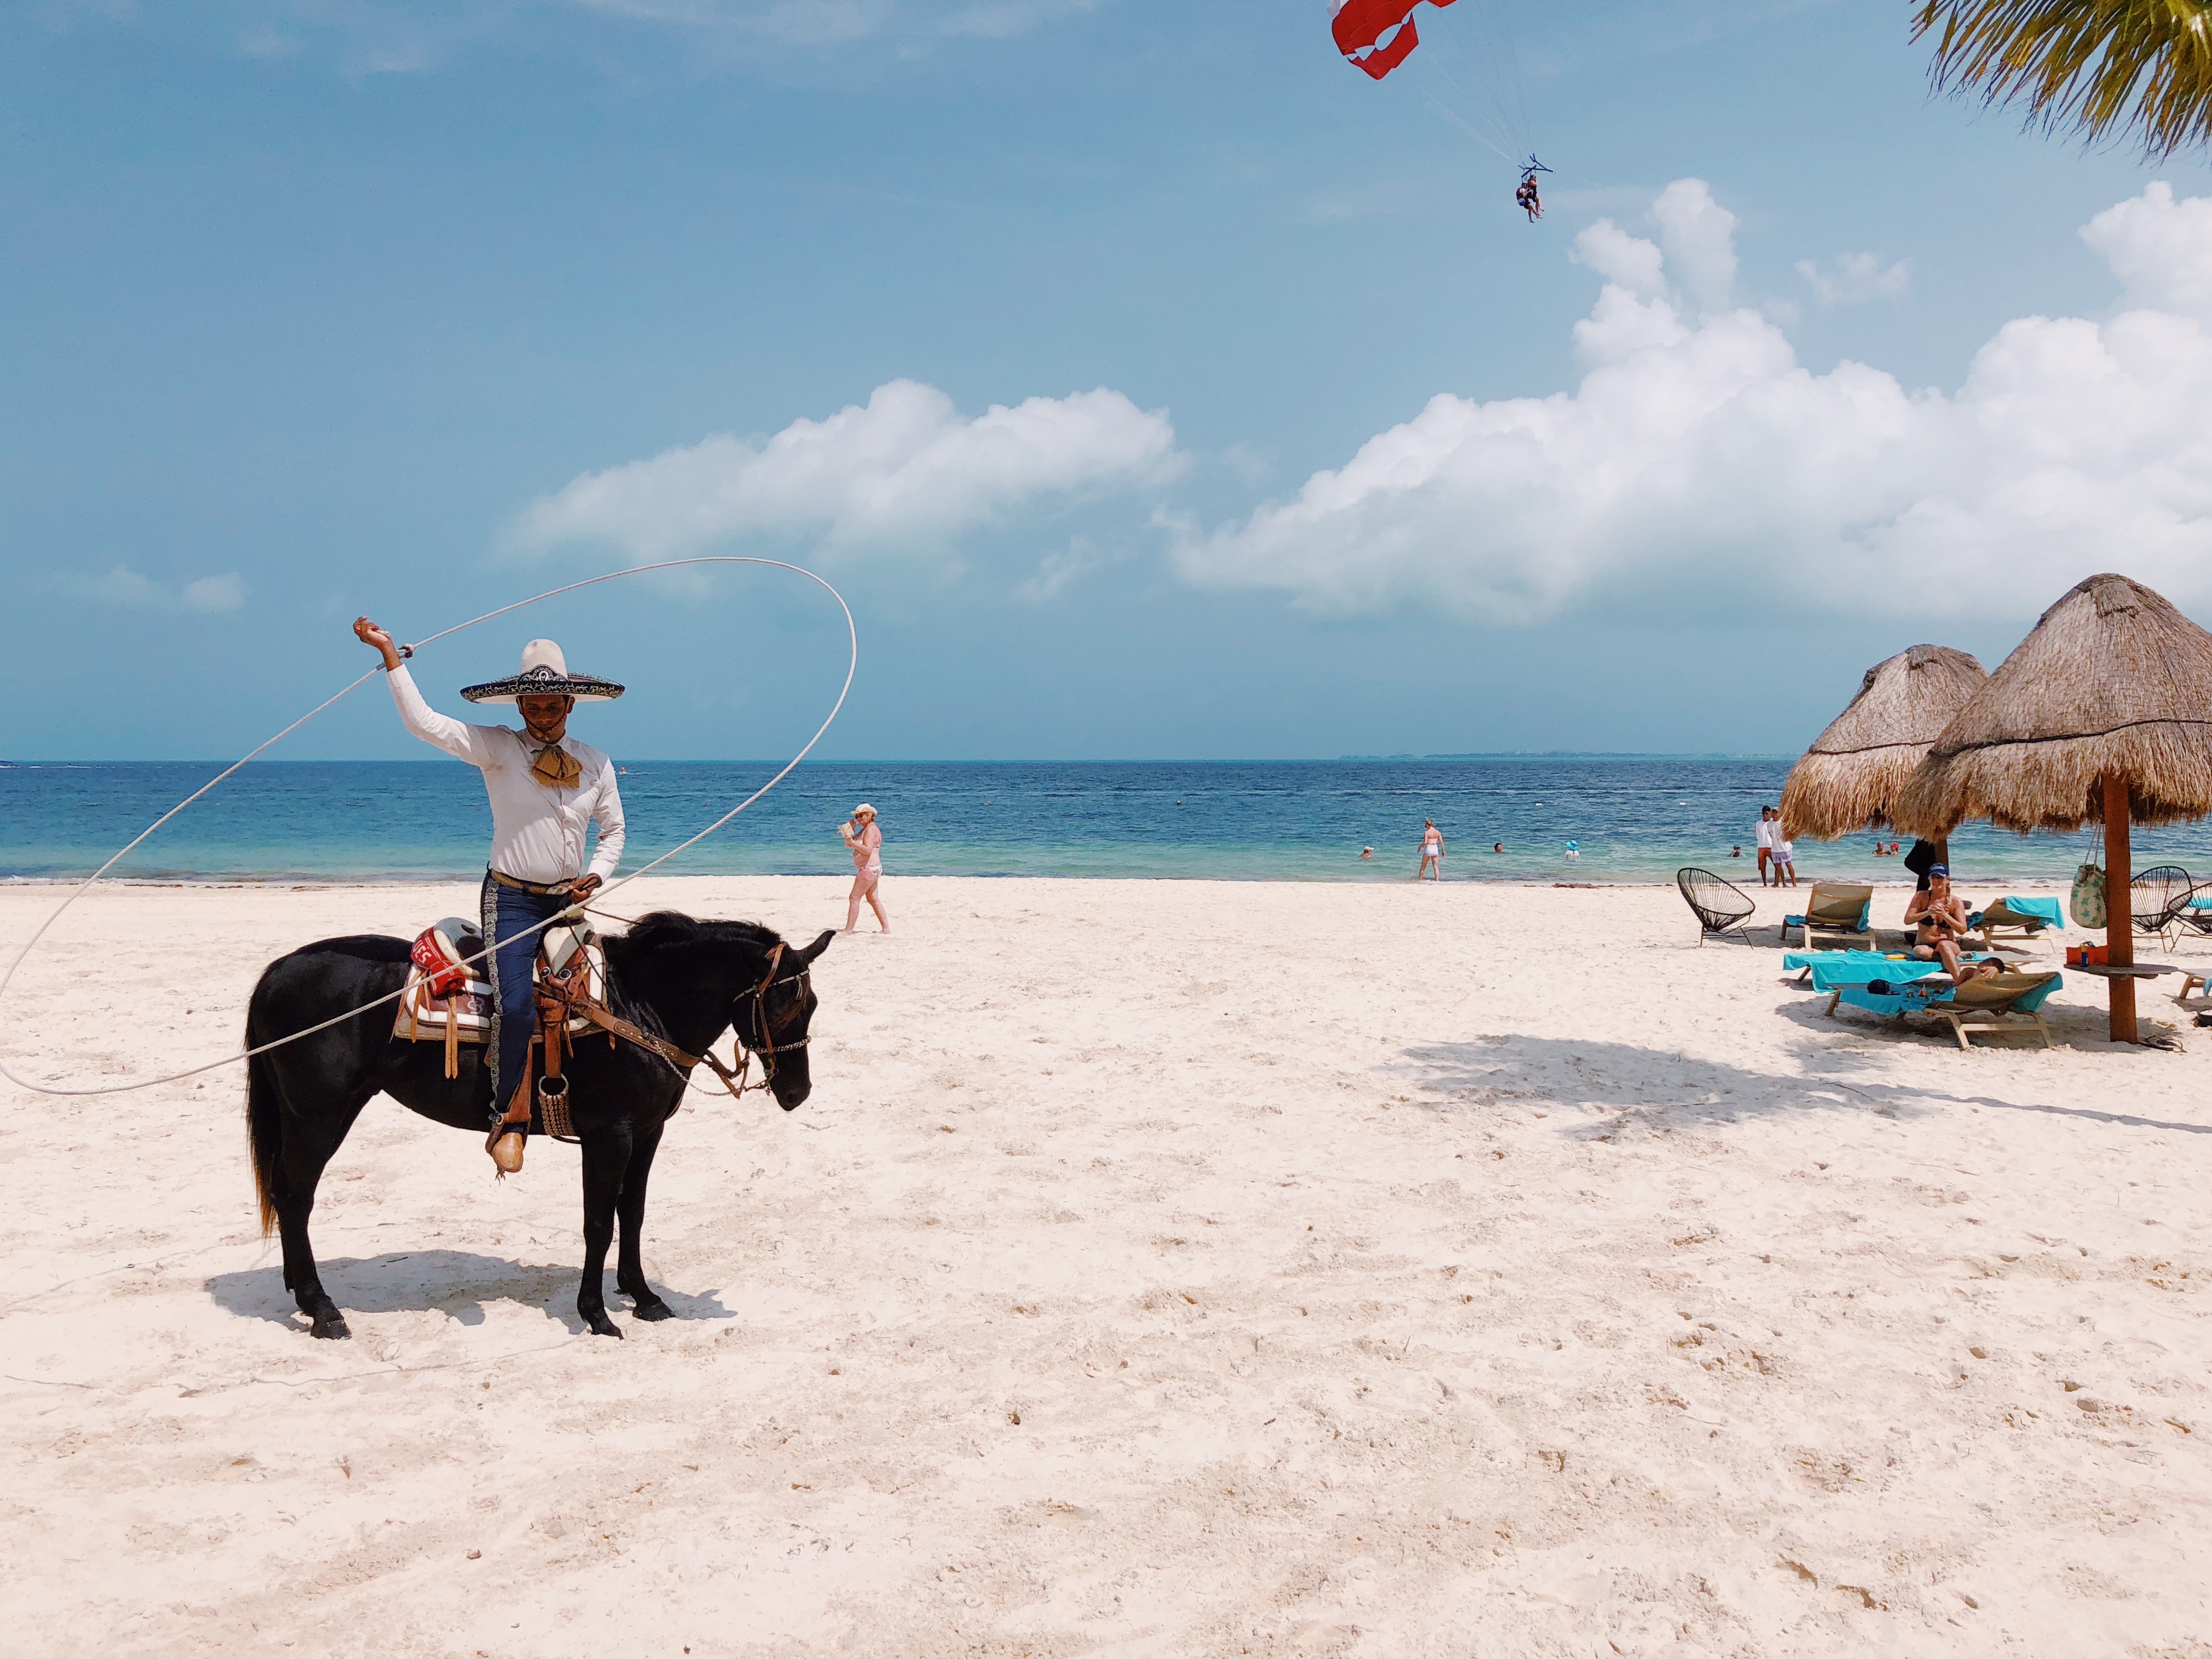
xmin=0 ymin=557 xmax=856 ymax=1098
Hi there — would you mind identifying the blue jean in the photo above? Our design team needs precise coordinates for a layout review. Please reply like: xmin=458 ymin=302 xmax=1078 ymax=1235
xmin=480 ymin=872 xmax=571 ymax=1126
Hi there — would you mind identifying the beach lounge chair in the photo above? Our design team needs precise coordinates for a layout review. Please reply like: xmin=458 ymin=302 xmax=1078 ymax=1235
xmin=1677 ymin=867 xmax=1756 ymax=946
xmin=1784 ymin=948 xmax=1959 ymax=991
xmin=1829 ymin=970 xmax=2063 ymax=1050
xmin=1791 ymin=883 xmax=1874 ymax=952
xmin=1973 ymin=897 xmax=2058 ymax=953
xmin=2130 ymin=865 xmax=2196 ymax=950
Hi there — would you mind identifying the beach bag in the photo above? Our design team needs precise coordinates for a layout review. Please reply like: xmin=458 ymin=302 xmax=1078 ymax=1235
xmin=2069 ymin=863 xmax=2107 ymax=930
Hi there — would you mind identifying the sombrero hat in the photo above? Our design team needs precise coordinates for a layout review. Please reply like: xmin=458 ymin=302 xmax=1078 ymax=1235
xmin=460 ymin=639 xmax=625 ymax=705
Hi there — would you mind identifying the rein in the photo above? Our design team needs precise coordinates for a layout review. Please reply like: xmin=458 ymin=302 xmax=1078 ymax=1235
xmin=538 ymin=940 xmax=811 ymax=1106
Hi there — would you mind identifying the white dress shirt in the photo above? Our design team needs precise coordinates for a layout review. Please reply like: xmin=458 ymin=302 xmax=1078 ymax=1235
xmin=386 ymin=665 xmax=626 ymax=884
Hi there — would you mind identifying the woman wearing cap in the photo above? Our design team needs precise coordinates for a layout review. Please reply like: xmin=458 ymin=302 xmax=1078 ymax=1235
xmin=1903 ymin=866 xmax=1993 ymax=983
xmin=839 ymin=804 xmax=888 ymax=934
xmin=354 ymin=619 xmax=626 ymax=1171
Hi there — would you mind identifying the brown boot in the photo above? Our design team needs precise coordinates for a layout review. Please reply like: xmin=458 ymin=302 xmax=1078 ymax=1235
xmin=486 ymin=1124 xmax=526 ymax=1174
xmin=487 ymin=1076 xmax=531 ymax=1174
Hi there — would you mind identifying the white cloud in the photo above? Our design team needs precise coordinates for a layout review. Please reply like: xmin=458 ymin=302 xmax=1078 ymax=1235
xmin=182 ymin=573 xmax=248 ymax=612
xmin=1014 ymin=535 xmax=1103 ymax=602
xmin=583 ymin=0 xmax=1094 ymax=41
xmin=507 ymin=378 xmax=1180 ymax=562
xmin=1649 ymin=178 xmax=1737 ymax=315
xmin=54 ymin=565 xmax=247 ymax=613
xmin=236 ymin=26 xmax=304 ymax=59
xmin=1797 ymin=251 xmax=1912 ymax=306
xmin=575 ymin=0 xmax=896 ymax=48
xmin=200 ymin=0 xmax=1091 ymax=63
xmin=1177 ymin=181 xmax=2212 ymax=624
xmin=2081 ymin=180 xmax=2212 ymax=312
xmin=1570 ymin=219 xmax=1666 ymax=298
xmin=92 ymin=566 xmax=159 ymax=606
xmin=939 ymin=0 xmax=1095 ymax=40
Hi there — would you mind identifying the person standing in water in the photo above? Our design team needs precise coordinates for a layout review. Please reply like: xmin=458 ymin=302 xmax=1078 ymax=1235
xmin=1418 ymin=820 xmax=1444 ymax=881
xmin=1754 ymin=806 xmax=1779 ymax=885
xmin=840 ymin=803 xmax=889 ymax=934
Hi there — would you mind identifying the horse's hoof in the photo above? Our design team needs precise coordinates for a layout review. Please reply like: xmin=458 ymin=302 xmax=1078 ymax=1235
xmin=631 ymin=1297 xmax=673 ymax=1322
xmin=585 ymin=1313 xmax=623 ymax=1339
xmin=311 ymin=1314 xmax=351 ymax=1340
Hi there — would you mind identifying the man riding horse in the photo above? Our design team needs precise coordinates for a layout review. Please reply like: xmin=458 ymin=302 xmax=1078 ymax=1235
xmin=354 ymin=618 xmax=626 ymax=1173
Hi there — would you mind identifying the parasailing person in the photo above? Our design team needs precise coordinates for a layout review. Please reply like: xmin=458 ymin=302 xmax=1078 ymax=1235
xmin=1514 ymin=156 xmax=1549 ymax=221
xmin=1329 ymin=2 xmax=1549 ymax=223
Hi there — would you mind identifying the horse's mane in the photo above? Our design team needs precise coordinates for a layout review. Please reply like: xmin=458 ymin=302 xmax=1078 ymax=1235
xmin=619 ymin=911 xmax=785 ymax=953
xmin=600 ymin=912 xmax=783 ymax=1039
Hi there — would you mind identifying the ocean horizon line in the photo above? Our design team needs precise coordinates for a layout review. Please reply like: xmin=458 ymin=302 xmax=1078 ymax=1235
xmin=1 ymin=752 xmax=1801 ymax=767
xmin=8 ymin=754 xmax=2177 ymax=888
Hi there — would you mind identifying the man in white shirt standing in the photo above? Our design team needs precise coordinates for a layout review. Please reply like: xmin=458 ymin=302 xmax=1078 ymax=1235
xmin=1753 ymin=806 xmax=1779 ymax=887
xmin=354 ymin=619 xmax=627 ymax=1171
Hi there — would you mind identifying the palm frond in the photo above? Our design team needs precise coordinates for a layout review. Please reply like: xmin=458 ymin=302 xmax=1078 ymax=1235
xmin=1914 ymin=0 xmax=2212 ymax=157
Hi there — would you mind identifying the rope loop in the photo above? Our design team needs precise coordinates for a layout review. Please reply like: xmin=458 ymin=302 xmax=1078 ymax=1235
xmin=0 ymin=557 xmax=857 ymax=1098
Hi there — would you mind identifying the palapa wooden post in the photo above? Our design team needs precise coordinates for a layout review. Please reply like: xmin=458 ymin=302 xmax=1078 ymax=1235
xmin=2104 ymin=772 xmax=2136 ymax=1043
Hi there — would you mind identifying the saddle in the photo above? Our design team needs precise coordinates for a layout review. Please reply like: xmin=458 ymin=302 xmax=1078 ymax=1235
xmin=397 ymin=913 xmax=770 ymax=1173
xmin=393 ymin=916 xmax=608 ymax=1134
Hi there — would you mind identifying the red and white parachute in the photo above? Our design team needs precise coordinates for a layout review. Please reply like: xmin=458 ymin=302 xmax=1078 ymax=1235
xmin=1330 ymin=0 xmax=1457 ymax=81
xmin=1329 ymin=0 xmax=1541 ymax=189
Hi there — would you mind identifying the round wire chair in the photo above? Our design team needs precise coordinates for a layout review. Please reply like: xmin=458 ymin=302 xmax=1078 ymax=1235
xmin=2131 ymin=864 xmax=2196 ymax=948
xmin=1677 ymin=867 xmax=1757 ymax=946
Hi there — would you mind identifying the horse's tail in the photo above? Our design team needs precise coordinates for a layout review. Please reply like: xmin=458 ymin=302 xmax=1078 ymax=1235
xmin=246 ymin=1024 xmax=284 ymax=1239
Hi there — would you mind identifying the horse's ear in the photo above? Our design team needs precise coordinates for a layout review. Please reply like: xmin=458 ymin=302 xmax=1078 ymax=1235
xmin=799 ymin=928 xmax=835 ymax=964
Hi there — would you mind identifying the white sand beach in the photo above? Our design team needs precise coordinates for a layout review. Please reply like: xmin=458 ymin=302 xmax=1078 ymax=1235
xmin=2 ymin=875 xmax=2207 ymax=1657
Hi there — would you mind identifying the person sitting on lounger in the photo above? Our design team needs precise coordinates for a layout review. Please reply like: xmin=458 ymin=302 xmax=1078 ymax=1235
xmin=1903 ymin=867 xmax=1994 ymax=983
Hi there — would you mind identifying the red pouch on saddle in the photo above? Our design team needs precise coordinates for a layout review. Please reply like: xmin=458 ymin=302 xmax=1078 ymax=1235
xmin=411 ymin=928 xmax=471 ymax=998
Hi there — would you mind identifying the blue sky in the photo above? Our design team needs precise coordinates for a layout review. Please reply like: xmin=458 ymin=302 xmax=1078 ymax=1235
xmin=6 ymin=1 xmax=2210 ymax=762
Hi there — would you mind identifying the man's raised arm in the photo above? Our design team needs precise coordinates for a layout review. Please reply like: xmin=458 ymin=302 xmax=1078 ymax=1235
xmin=355 ymin=617 xmax=499 ymax=768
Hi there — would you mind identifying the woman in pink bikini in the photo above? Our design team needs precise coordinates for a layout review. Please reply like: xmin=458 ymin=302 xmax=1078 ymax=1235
xmin=840 ymin=803 xmax=889 ymax=934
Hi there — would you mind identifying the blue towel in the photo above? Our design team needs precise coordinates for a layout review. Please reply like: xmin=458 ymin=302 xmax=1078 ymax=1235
xmin=1837 ymin=972 xmax=2062 ymax=1019
xmin=1784 ymin=949 xmax=1965 ymax=992
xmin=1996 ymin=896 xmax=2064 ymax=928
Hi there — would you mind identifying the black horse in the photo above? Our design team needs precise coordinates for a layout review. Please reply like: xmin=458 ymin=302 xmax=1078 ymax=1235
xmin=245 ymin=911 xmax=832 ymax=1340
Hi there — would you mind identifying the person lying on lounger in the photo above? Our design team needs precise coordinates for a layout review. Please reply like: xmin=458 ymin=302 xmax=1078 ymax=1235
xmin=1903 ymin=867 xmax=1995 ymax=983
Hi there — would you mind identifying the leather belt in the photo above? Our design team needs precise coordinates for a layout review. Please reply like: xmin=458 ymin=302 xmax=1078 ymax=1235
xmin=488 ymin=868 xmax=574 ymax=896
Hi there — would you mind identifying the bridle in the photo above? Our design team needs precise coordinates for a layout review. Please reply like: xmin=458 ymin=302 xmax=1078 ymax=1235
xmin=725 ymin=941 xmax=815 ymax=1096
xmin=544 ymin=938 xmax=814 ymax=1106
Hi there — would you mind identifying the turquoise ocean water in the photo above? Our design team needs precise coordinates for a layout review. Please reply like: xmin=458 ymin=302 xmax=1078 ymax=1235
xmin=6 ymin=758 xmax=2208 ymax=888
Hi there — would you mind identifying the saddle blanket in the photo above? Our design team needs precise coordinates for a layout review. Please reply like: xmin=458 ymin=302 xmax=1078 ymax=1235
xmin=392 ymin=917 xmax=606 ymax=1046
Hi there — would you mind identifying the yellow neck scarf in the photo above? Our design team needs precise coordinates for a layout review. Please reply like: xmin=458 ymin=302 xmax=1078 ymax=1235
xmin=530 ymin=741 xmax=581 ymax=789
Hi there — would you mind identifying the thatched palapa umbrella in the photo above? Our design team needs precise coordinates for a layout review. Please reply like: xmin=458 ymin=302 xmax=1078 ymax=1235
xmin=1895 ymin=573 xmax=2212 ymax=1043
xmin=1780 ymin=645 xmax=1988 ymax=845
